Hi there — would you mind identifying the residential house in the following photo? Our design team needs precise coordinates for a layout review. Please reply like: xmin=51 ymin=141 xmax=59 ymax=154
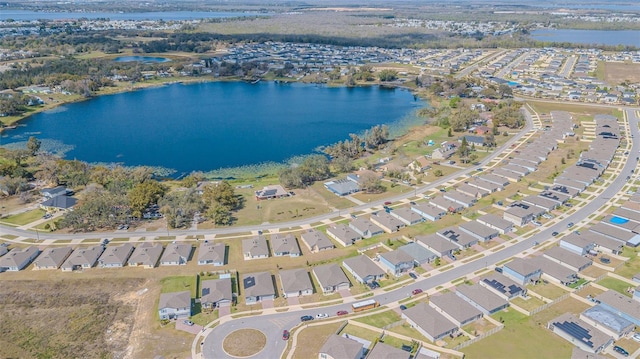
xmin=408 ymin=156 xmax=431 ymax=173
xmin=324 ymin=177 xmax=359 ymax=196
xmin=458 ymin=221 xmax=499 ymax=242
xmin=197 ymin=242 xmax=227 ymax=266
xmin=411 ymin=203 xmax=446 ymax=221
xmin=128 ymin=242 xmax=163 ymax=268
xmin=595 ymin=290 xmax=640 ymax=327
xmin=242 ymin=236 xmax=270 ymax=260
xmin=478 ymin=174 xmax=511 ymax=188
xmin=580 ymin=305 xmax=635 ymax=340
xmin=300 ymin=229 xmax=335 ymax=252
xmin=378 ymin=250 xmax=414 ymax=277
xmin=543 ymin=246 xmax=592 ymax=272
xmin=429 ymin=292 xmax=484 ymax=327
xmin=342 ymin=255 xmax=385 ymax=284
xmin=529 ymin=255 xmax=579 ymax=286
xmin=254 ymin=185 xmax=291 ymax=200
xmin=0 ymin=243 xmax=7 ymax=257
xmin=522 ymin=195 xmax=560 ymax=212
xmin=40 ymin=196 xmax=78 ymax=212
xmin=548 ymin=313 xmax=613 ymax=354
xmin=589 ymin=222 xmax=637 ymax=245
xmin=389 ymin=207 xmax=424 ymax=226
xmin=456 ymin=284 xmax=509 ymax=315
xmin=457 ymin=183 xmax=490 ymax=199
xmin=415 ymin=234 xmax=458 ymax=258
xmin=312 ymin=263 xmax=350 ymax=295
xmin=201 ymin=277 xmax=233 ymax=309
xmin=459 ymin=135 xmax=486 ymax=147
xmin=468 ymin=178 xmax=503 ymax=193
xmin=349 ymin=217 xmax=384 ymax=238
xmin=0 ymin=246 xmax=40 ymax=272
xmin=318 ymin=334 xmax=364 ymax=359
xmin=580 ymin=231 xmax=623 ymax=255
xmin=401 ymin=302 xmax=458 ymax=342
xmin=367 ymin=342 xmax=410 ymax=359
xmin=444 ymin=191 xmax=477 ymax=208
xmin=370 ymin=212 xmax=405 ymax=233
xmin=503 ymin=202 xmax=543 ymax=227
xmin=430 ymin=196 xmax=465 ymax=213
xmin=560 ymin=234 xmax=596 ymax=256
xmin=502 ymin=257 xmax=542 ymax=285
xmin=279 ymin=268 xmax=313 ymax=298
xmin=398 ymin=242 xmax=437 ymax=266
xmin=481 ymin=273 xmax=527 ymax=300
xmin=326 ymin=224 xmax=362 ymax=247
xmin=158 ymin=291 xmax=191 ymax=320
xmin=243 ymin=271 xmax=276 ymax=304
xmin=98 ymin=243 xmax=134 ymax=268
xmin=33 ymin=246 xmax=72 ymax=270
xmin=40 ymin=186 xmax=69 ymax=198
xmin=271 ymin=233 xmax=302 ymax=257
xmin=160 ymin=243 xmax=193 ymax=266
xmin=60 ymin=245 xmax=104 ymax=272
xmin=477 ymin=214 xmax=513 ymax=234
xmin=437 ymin=227 xmax=478 ymax=249
xmin=491 ymin=168 xmax=521 ymax=182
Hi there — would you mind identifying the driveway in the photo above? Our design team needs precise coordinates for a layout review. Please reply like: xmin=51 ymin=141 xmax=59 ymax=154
xmin=175 ymin=319 xmax=203 ymax=334
xmin=218 ymin=305 xmax=231 ymax=317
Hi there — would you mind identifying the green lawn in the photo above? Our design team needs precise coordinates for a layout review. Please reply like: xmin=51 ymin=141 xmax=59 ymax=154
xmin=354 ymin=310 xmax=401 ymax=328
xmin=1 ymin=208 xmax=46 ymax=226
xmin=511 ymin=296 xmax=546 ymax=312
xmin=597 ymin=277 xmax=633 ymax=297
xmin=527 ymin=282 xmax=569 ymax=300
xmin=616 ymin=252 xmax=640 ymax=279
xmin=160 ymin=275 xmax=198 ymax=297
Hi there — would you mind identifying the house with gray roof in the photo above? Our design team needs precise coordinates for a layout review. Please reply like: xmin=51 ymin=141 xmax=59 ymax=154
xmin=522 ymin=194 xmax=560 ymax=212
xmin=378 ymin=250 xmax=414 ymax=276
xmin=0 ymin=246 xmax=40 ymax=272
xmin=318 ymin=334 xmax=364 ymax=359
xmin=271 ymin=233 xmax=301 ymax=257
xmin=243 ymin=271 xmax=276 ymax=304
xmin=279 ymin=268 xmax=313 ymax=298
xmin=326 ymin=224 xmax=362 ymax=247
xmin=61 ymin=245 xmax=104 ymax=272
xmin=429 ymin=292 xmax=483 ymax=327
xmin=128 ymin=242 xmax=163 ymax=268
xmin=595 ymin=290 xmax=640 ymax=326
xmin=502 ymin=164 xmax=530 ymax=177
xmin=529 ymin=255 xmax=578 ymax=286
xmin=197 ymin=242 xmax=226 ymax=266
xmin=370 ymin=212 xmax=405 ymax=233
xmin=242 ymin=236 xmax=270 ymax=260
xmin=430 ymin=196 xmax=464 ymax=213
xmin=158 ymin=291 xmax=191 ymax=320
xmin=389 ymin=207 xmax=425 ymax=226
xmin=33 ymin=246 xmax=72 ymax=270
xmin=580 ymin=305 xmax=634 ymax=340
xmin=201 ymin=277 xmax=233 ymax=309
xmin=398 ymin=242 xmax=437 ymax=265
xmin=539 ymin=190 xmax=570 ymax=205
xmin=459 ymin=221 xmax=499 ymax=242
xmin=560 ymin=234 xmax=596 ymax=256
xmin=324 ymin=178 xmax=359 ymax=196
xmin=401 ymin=302 xmax=458 ymax=342
xmin=40 ymin=186 xmax=69 ymax=198
xmin=300 ymin=229 xmax=335 ymax=252
xmin=349 ymin=217 xmax=384 ymax=238
xmin=98 ymin=243 xmax=134 ymax=268
xmin=589 ymin=222 xmax=638 ymax=245
xmin=160 ymin=243 xmax=193 ymax=266
xmin=479 ymin=174 xmax=510 ymax=187
xmin=468 ymin=178 xmax=504 ymax=193
xmin=367 ymin=342 xmax=410 ymax=359
xmin=481 ymin=273 xmax=527 ymax=300
xmin=343 ymin=255 xmax=385 ymax=284
xmin=415 ymin=234 xmax=458 ymax=258
xmin=548 ymin=313 xmax=613 ymax=354
xmin=580 ymin=231 xmax=623 ymax=255
xmin=502 ymin=257 xmax=542 ymax=285
xmin=0 ymin=243 xmax=7 ymax=257
xmin=437 ymin=227 xmax=478 ymax=249
xmin=312 ymin=263 xmax=350 ymax=295
xmin=411 ymin=203 xmax=446 ymax=221
xmin=444 ymin=191 xmax=477 ymax=208
xmin=456 ymin=284 xmax=509 ymax=315
xmin=456 ymin=183 xmax=490 ymax=199
xmin=477 ymin=213 xmax=513 ymax=234
xmin=503 ymin=202 xmax=543 ymax=227
xmin=491 ymin=168 xmax=521 ymax=182
xmin=543 ymin=246 xmax=592 ymax=272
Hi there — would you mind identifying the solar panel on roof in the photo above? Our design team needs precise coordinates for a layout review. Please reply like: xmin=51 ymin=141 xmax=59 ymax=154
xmin=555 ymin=321 xmax=594 ymax=348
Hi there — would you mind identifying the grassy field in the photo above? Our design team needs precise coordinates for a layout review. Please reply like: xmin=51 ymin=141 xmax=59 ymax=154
xmin=160 ymin=275 xmax=198 ymax=297
xmin=463 ymin=298 xmax=588 ymax=359
xmin=527 ymin=282 xmax=569 ymax=300
xmin=510 ymin=296 xmax=546 ymax=312
xmin=0 ymin=208 xmax=46 ymax=226
xmin=597 ymin=277 xmax=634 ymax=297
xmin=353 ymin=310 xmax=402 ymax=328
xmin=291 ymin=322 xmax=344 ymax=359
xmin=604 ymin=62 xmax=640 ymax=85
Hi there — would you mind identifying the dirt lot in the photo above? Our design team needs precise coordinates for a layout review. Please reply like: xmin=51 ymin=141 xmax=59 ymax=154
xmin=604 ymin=62 xmax=640 ymax=85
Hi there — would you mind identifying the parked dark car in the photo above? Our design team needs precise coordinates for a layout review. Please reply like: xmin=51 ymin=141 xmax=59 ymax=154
xmin=567 ymin=222 xmax=574 ymax=228
xmin=300 ymin=315 xmax=313 ymax=322
xmin=336 ymin=310 xmax=348 ymax=316
xmin=368 ymin=281 xmax=380 ymax=289
xmin=613 ymin=345 xmax=629 ymax=357
xmin=552 ymin=231 xmax=559 ymax=237
xmin=399 ymin=305 xmax=408 ymax=310
xmin=495 ymin=267 xmax=503 ymax=273
xmin=409 ymin=272 xmax=417 ymax=279
xmin=412 ymin=289 xmax=423 ymax=295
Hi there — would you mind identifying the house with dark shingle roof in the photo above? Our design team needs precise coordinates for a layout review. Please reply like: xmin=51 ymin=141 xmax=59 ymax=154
xmin=40 ymin=195 xmax=78 ymax=211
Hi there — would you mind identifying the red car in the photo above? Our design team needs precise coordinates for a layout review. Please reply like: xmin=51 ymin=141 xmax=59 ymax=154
xmin=336 ymin=310 xmax=348 ymax=316
xmin=282 ymin=330 xmax=290 ymax=340
xmin=384 ymin=201 xmax=392 ymax=205
xmin=412 ymin=289 xmax=423 ymax=295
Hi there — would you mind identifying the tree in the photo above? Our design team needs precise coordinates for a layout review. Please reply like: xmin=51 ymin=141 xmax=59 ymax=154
xmin=26 ymin=136 xmax=41 ymax=156
xmin=378 ymin=69 xmax=398 ymax=82
xmin=332 ymin=155 xmax=353 ymax=173
xmin=159 ymin=189 xmax=204 ymax=229
xmin=433 ymin=169 xmax=443 ymax=177
xmin=364 ymin=125 xmax=389 ymax=150
xmin=498 ymin=84 xmax=513 ymax=98
xmin=202 ymin=181 xmax=239 ymax=210
xmin=359 ymin=172 xmax=385 ymax=194
xmin=457 ymin=137 xmax=470 ymax=159
xmin=128 ymin=180 xmax=166 ymax=218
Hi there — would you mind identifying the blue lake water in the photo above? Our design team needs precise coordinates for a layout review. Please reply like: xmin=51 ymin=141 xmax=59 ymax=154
xmin=2 ymin=82 xmax=423 ymax=174
xmin=114 ymin=56 xmax=171 ymax=63
xmin=0 ymin=10 xmax=268 ymax=21
xmin=531 ymin=29 xmax=640 ymax=47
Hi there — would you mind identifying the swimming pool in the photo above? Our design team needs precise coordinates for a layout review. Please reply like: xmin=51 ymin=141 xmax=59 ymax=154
xmin=610 ymin=216 xmax=629 ymax=224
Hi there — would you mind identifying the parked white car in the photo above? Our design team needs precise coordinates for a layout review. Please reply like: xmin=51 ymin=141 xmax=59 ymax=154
xmin=315 ymin=313 xmax=329 ymax=319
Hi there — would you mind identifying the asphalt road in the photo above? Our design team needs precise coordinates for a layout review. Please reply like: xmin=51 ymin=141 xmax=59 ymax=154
xmin=200 ymin=109 xmax=639 ymax=359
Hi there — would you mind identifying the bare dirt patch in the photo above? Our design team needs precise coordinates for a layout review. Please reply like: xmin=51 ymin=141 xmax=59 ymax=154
xmin=604 ymin=62 xmax=640 ymax=85
xmin=223 ymin=329 xmax=266 ymax=357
